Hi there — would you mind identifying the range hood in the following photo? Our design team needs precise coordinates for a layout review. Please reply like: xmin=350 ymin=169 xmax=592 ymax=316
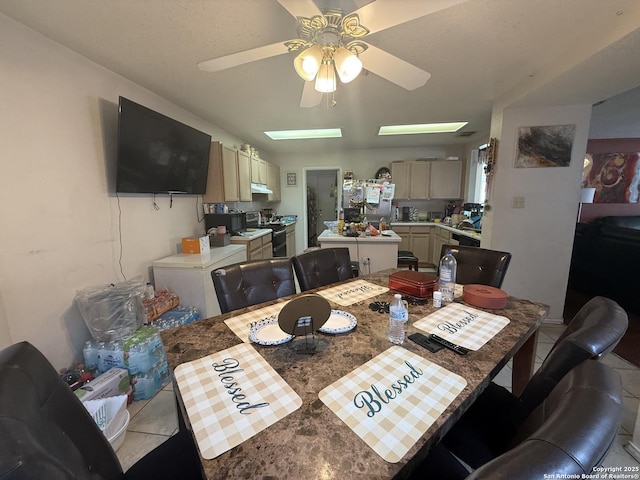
xmin=251 ymin=182 xmax=273 ymax=194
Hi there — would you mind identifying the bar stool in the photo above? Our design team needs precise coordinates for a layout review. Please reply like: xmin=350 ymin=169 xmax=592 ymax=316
xmin=397 ymin=250 xmax=419 ymax=271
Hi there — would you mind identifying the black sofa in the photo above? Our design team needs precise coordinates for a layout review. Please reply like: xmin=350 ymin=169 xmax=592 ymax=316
xmin=569 ymin=215 xmax=640 ymax=314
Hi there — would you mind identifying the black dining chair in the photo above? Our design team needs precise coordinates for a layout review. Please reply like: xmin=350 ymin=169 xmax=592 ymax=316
xmin=442 ymin=295 xmax=628 ymax=468
xmin=212 ymin=257 xmax=296 ymax=314
xmin=439 ymin=244 xmax=512 ymax=288
xmin=292 ymin=247 xmax=354 ymax=292
xmin=414 ymin=360 xmax=623 ymax=480
xmin=0 ymin=341 xmax=204 ymax=480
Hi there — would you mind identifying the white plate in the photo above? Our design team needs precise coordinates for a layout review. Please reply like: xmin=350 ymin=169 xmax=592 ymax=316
xmin=318 ymin=310 xmax=357 ymax=335
xmin=248 ymin=317 xmax=294 ymax=345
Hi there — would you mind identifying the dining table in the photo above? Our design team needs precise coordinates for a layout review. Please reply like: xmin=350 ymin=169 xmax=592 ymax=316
xmin=159 ymin=268 xmax=547 ymax=480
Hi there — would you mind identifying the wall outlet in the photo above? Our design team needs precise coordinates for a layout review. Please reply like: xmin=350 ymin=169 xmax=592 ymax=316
xmin=512 ymin=196 xmax=525 ymax=209
xmin=362 ymin=257 xmax=370 ymax=266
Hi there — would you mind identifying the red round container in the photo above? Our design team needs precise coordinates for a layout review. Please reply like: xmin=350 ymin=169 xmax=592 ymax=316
xmin=462 ymin=284 xmax=508 ymax=309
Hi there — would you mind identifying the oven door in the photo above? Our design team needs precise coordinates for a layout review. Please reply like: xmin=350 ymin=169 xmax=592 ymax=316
xmin=271 ymin=227 xmax=287 ymax=257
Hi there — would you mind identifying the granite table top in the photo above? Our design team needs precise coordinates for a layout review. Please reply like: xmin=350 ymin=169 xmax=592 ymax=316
xmin=160 ymin=269 xmax=546 ymax=480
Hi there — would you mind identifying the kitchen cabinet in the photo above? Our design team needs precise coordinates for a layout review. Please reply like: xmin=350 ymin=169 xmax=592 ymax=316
xmin=391 ymin=161 xmax=429 ymax=200
xmin=430 ymin=160 xmax=463 ymax=199
xmin=267 ymin=163 xmax=281 ymax=202
xmin=392 ymin=225 xmax=432 ymax=265
xmin=285 ymin=223 xmax=296 ymax=257
xmin=432 ymin=227 xmax=459 ymax=263
xmin=230 ymin=231 xmax=273 ymax=260
xmin=391 ymin=160 xmax=462 ymax=200
xmin=244 ymin=235 xmax=272 ymax=260
xmin=251 ymin=156 xmax=268 ymax=184
xmin=203 ymin=142 xmax=251 ymax=202
xmin=236 ymin=150 xmax=252 ymax=200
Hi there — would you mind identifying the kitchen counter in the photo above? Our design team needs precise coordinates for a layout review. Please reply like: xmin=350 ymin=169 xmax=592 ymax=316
xmin=391 ymin=221 xmax=482 ymax=240
xmin=153 ymin=244 xmax=246 ymax=268
xmin=229 ymin=228 xmax=272 ymax=242
xmin=318 ymin=229 xmax=401 ymax=274
xmin=152 ymin=245 xmax=247 ymax=318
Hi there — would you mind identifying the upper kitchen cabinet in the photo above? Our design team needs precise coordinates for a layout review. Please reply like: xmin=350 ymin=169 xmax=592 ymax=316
xmin=266 ymin=163 xmax=281 ymax=202
xmin=391 ymin=160 xmax=430 ymax=199
xmin=251 ymin=156 xmax=268 ymax=185
xmin=391 ymin=160 xmax=463 ymax=200
xmin=430 ymin=160 xmax=462 ymax=199
xmin=203 ymin=142 xmax=251 ymax=203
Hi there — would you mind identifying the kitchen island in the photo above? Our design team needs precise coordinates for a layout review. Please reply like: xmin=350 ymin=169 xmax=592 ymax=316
xmin=318 ymin=229 xmax=401 ymax=274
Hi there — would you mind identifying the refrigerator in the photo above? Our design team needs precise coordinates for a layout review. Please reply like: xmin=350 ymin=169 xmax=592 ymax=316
xmin=342 ymin=179 xmax=395 ymax=220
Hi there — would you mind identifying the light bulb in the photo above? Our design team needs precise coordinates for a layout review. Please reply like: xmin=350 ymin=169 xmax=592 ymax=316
xmin=315 ymin=59 xmax=336 ymax=93
xmin=293 ymin=45 xmax=323 ymax=81
xmin=333 ymin=46 xmax=362 ymax=83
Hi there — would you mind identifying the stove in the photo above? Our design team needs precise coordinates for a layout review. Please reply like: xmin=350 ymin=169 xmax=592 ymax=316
xmin=262 ymin=222 xmax=288 ymax=257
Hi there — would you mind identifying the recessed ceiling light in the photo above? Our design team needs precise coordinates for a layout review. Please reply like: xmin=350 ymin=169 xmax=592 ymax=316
xmin=264 ymin=128 xmax=342 ymax=140
xmin=378 ymin=122 xmax=468 ymax=136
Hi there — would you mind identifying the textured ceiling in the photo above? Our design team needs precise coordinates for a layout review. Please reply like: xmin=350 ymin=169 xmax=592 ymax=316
xmin=1 ymin=0 xmax=640 ymax=155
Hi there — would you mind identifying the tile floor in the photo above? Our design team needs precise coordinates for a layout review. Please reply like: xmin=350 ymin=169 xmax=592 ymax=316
xmin=116 ymin=323 xmax=640 ymax=473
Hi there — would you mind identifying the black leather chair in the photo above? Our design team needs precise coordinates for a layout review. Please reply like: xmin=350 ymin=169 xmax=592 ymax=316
xmin=292 ymin=247 xmax=354 ymax=292
xmin=212 ymin=258 xmax=296 ymax=313
xmin=439 ymin=244 xmax=512 ymax=288
xmin=0 ymin=341 xmax=204 ymax=480
xmin=465 ymin=360 xmax=622 ymax=479
xmin=414 ymin=360 xmax=623 ymax=479
xmin=442 ymin=295 xmax=628 ymax=468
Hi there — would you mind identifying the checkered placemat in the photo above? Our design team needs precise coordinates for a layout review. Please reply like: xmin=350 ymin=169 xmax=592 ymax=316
xmin=316 ymin=280 xmax=389 ymax=306
xmin=319 ymin=346 xmax=466 ymax=463
xmin=224 ymin=302 xmax=290 ymax=342
xmin=413 ymin=303 xmax=510 ymax=351
xmin=174 ymin=343 xmax=302 ymax=459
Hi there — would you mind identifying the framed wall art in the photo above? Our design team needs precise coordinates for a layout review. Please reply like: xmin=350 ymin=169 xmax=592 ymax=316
xmin=515 ymin=124 xmax=576 ymax=168
xmin=286 ymin=172 xmax=297 ymax=187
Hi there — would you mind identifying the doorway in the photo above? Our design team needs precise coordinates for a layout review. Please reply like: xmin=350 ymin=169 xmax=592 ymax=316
xmin=304 ymin=168 xmax=340 ymax=248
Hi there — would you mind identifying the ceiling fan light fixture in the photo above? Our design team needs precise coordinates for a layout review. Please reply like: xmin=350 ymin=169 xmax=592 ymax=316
xmin=294 ymin=45 xmax=323 ymax=81
xmin=333 ymin=46 xmax=362 ymax=83
xmin=315 ymin=57 xmax=337 ymax=93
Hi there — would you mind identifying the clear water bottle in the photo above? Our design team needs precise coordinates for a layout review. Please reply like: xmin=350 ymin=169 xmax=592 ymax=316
xmin=439 ymin=250 xmax=457 ymax=303
xmin=388 ymin=294 xmax=409 ymax=344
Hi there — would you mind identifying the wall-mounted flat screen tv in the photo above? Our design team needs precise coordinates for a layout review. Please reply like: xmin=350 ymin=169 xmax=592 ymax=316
xmin=116 ymin=96 xmax=211 ymax=194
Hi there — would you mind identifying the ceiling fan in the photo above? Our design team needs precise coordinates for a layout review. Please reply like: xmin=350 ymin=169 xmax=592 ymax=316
xmin=197 ymin=0 xmax=470 ymax=108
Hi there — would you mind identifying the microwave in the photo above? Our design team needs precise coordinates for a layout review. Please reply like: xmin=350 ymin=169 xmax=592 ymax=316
xmin=205 ymin=212 xmax=246 ymax=235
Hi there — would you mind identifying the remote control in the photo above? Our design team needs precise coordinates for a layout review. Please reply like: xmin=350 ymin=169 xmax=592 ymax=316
xmin=428 ymin=334 xmax=470 ymax=355
xmin=408 ymin=333 xmax=443 ymax=353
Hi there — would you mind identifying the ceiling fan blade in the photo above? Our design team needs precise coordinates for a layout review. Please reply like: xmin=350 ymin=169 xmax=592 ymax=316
xmin=359 ymin=44 xmax=431 ymax=90
xmin=300 ymin=81 xmax=323 ymax=108
xmin=198 ymin=41 xmax=290 ymax=72
xmin=354 ymin=0 xmax=471 ymax=34
xmin=276 ymin=0 xmax=322 ymax=19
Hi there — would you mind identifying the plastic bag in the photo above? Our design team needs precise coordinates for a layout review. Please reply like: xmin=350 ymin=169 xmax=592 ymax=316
xmin=75 ymin=277 xmax=146 ymax=341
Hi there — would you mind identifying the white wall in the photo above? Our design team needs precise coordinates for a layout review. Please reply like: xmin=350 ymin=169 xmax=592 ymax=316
xmin=482 ymin=105 xmax=592 ymax=321
xmin=0 ymin=15 xmax=246 ymax=368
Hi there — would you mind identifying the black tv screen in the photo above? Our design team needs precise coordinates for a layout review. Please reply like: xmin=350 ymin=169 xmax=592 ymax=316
xmin=116 ymin=96 xmax=211 ymax=194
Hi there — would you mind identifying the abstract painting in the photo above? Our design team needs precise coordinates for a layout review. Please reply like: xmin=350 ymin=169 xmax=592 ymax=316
xmin=582 ymin=152 xmax=640 ymax=203
xmin=515 ymin=125 xmax=576 ymax=168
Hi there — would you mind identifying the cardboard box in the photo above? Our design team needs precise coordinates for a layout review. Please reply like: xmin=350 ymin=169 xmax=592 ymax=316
xmin=75 ymin=367 xmax=131 ymax=402
xmin=182 ymin=235 xmax=210 ymax=254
